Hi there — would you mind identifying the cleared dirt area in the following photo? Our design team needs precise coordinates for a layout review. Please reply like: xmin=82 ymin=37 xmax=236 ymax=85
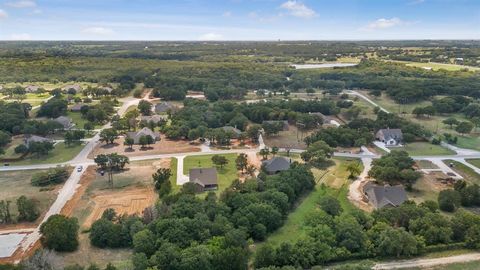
xmin=70 ymin=159 xmax=169 ymax=229
xmin=89 ymin=134 xmax=200 ymax=158
xmin=263 ymin=125 xmax=313 ymax=150
xmin=408 ymin=172 xmax=451 ymax=203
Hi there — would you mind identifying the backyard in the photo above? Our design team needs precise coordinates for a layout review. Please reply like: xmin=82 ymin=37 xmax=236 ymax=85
xmin=264 ymin=158 xmax=356 ymax=246
xmin=183 ymin=153 xmax=239 ymax=195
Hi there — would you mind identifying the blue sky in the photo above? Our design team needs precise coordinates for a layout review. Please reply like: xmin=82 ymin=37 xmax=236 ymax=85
xmin=0 ymin=0 xmax=479 ymax=40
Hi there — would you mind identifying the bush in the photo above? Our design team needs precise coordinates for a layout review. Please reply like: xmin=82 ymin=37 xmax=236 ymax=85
xmin=31 ymin=167 xmax=69 ymax=186
xmin=40 ymin=215 xmax=79 ymax=252
xmin=438 ymin=190 xmax=461 ymax=212
xmin=14 ymin=144 xmax=28 ymax=154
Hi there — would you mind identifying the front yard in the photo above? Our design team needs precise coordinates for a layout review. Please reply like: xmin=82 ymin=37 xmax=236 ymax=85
xmin=403 ymin=142 xmax=455 ymax=156
xmin=11 ymin=142 xmax=84 ymax=165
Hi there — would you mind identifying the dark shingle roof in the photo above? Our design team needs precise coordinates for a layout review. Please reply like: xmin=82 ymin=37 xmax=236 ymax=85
xmin=262 ymin=157 xmax=291 ymax=173
xmin=221 ymin=126 xmax=242 ymax=135
xmin=155 ymin=102 xmax=175 ymax=113
xmin=189 ymin=168 xmax=218 ymax=186
xmin=378 ymin=129 xmax=403 ymax=140
xmin=364 ymin=183 xmax=407 ymax=209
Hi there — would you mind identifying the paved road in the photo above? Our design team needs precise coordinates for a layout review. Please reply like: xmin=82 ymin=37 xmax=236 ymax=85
xmin=344 ymin=90 xmax=390 ymax=113
xmin=373 ymin=252 xmax=480 ymax=269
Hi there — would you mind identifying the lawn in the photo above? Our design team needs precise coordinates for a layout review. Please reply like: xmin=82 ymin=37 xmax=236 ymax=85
xmin=263 ymin=126 xmax=311 ymax=150
xmin=444 ymin=160 xmax=480 ymax=185
xmin=359 ymin=91 xmax=432 ymax=114
xmin=12 ymin=142 xmax=85 ymax=165
xmin=0 ymin=169 xmax=66 ymax=222
xmin=388 ymin=60 xmax=480 ymax=72
xmin=264 ymin=158 xmax=356 ymax=246
xmin=169 ymin=157 xmax=180 ymax=193
xmin=67 ymin=111 xmax=102 ymax=130
xmin=456 ymin=136 xmax=480 ymax=151
xmin=466 ymin=159 xmax=480 ymax=169
xmin=403 ymin=142 xmax=455 ymax=156
xmin=183 ymin=153 xmax=238 ymax=195
xmin=0 ymin=137 xmax=24 ymax=159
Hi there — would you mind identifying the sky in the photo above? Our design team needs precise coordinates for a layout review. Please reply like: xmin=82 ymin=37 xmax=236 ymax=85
xmin=0 ymin=0 xmax=479 ymax=40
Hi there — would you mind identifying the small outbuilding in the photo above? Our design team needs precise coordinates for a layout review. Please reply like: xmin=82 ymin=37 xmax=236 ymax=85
xmin=376 ymin=128 xmax=403 ymax=146
xmin=221 ymin=126 xmax=242 ymax=137
xmin=154 ymin=102 xmax=176 ymax=114
xmin=24 ymin=135 xmax=54 ymax=147
xmin=363 ymin=183 xmax=407 ymax=209
xmin=262 ymin=156 xmax=291 ymax=174
xmin=70 ymin=104 xmax=85 ymax=112
xmin=140 ymin=115 xmax=167 ymax=124
xmin=24 ymin=85 xmax=40 ymax=93
xmin=188 ymin=167 xmax=218 ymax=192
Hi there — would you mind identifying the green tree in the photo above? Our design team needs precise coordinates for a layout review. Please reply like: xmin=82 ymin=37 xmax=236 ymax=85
xmin=152 ymin=168 xmax=172 ymax=190
xmin=99 ymin=128 xmax=118 ymax=144
xmin=319 ymin=196 xmax=342 ymax=216
xmin=271 ymin=146 xmax=279 ymax=157
xmin=211 ymin=155 xmax=229 ymax=168
xmin=346 ymin=162 xmax=362 ymax=179
xmin=259 ymin=148 xmax=270 ymax=160
xmin=455 ymin=121 xmax=474 ymax=135
xmin=301 ymin=140 xmax=333 ymax=165
xmin=443 ymin=117 xmax=459 ymax=128
xmin=235 ymin=153 xmax=248 ymax=173
xmin=40 ymin=214 xmax=79 ymax=252
xmin=138 ymin=100 xmax=152 ymax=116
xmin=438 ymin=189 xmax=461 ymax=212
xmin=133 ymin=229 xmax=156 ymax=257
xmin=16 ymin=196 xmax=39 ymax=222
xmin=124 ymin=137 xmax=134 ymax=149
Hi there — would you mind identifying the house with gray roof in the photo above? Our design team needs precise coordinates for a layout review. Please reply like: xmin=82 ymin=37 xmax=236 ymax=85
xmin=140 ymin=115 xmax=167 ymax=124
xmin=126 ymin=127 xmax=161 ymax=144
xmin=24 ymin=135 xmax=54 ymax=147
xmin=154 ymin=102 xmax=176 ymax=114
xmin=70 ymin=103 xmax=85 ymax=112
xmin=62 ymin=84 xmax=82 ymax=92
xmin=24 ymin=85 xmax=40 ymax=93
xmin=53 ymin=116 xmax=74 ymax=130
xmin=262 ymin=156 xmax=291 ymax=174
xmin=376 ymin=128 xmax=403 ymax=146
xmin=188 ymin=167 xmax=218 ymax=192
xmin=363 ymin=183 xmax=407 ymax=209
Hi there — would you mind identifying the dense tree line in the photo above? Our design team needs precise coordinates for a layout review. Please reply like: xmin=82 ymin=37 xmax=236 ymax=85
xmin=368 ymin=151 xmax=422 ymax=190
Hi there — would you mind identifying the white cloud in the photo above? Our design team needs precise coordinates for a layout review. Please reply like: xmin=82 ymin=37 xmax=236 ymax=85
xmin=280 ymin=1 xmax=316 ymax=19
xmin=198 ymin=33 xmax=223 ymax=41
xmin=222 ymin=11 xmax=232 ymax=17
xmin=10 ymin=33 xmax=31 ymax=40
xmin=82 ymin=27 xmax=115 ymax=35
xmin=6 ymin=0 xmax=36 ymax=8
xmin=0 ymin=9 xmax=8 ymax=19
xmin=364 ymin=18 xmax=405 ymax=30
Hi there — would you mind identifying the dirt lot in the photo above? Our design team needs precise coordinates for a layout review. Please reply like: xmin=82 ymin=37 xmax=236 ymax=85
xmin=263 ymin=125 xmax=313 ymax=150
xmin=69 ymin=159 xmax=169 ymax=229
xmin=89 ymin=134 xmax=200 ymax=158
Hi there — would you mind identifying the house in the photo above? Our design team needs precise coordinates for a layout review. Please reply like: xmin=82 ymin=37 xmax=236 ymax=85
xmin=363 ymin=183 xmax=408 ymax=209
xmin=126 ymin=127 xmax=161 ymax=144
xmin=101 ymin=86 xmax=114 ymax=94
xmin=262 ymin=156 xmax=291 ymax=174
xmin=24 ymin=85 xmax=39 ymax=93
xmin=24 ymin=135 xmax=54 ymax=147
xmin=154 ymin=102 xmax=176 ymax=114
xmin=53 ymin=116 xmax=74 ymax=130
xmin=62 ymin=84 xmax=82 ymax=92
xmin=262 ymin=120 xmax=289 ymax=131
xmin=221 ymin=126 xmax=242 ymax=137
xmin=376 ymin=129 xmax=403 ymax=146
xmin=188 ymin=167 xmax=218 ymax=192
xmin=70 ymin=104 xmax=85 ymax=112
xmin=140 ymin=115 xmax=167 ymax=124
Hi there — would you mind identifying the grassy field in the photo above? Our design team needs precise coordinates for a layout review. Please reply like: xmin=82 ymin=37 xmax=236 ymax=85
xmin=455 ymin=136 xmax=480 ymax=151
xmin=66 ymin=111 xmax=102 ymax=130
xmin=388 ymin=60 xmax=480 ymax=72
xmin=264 ymin=158 xmax=356 ymax=246
xmin=359 ymin=91 xmax=432 ymax=114
xmin=11 ymin=142 xmax=84 ymax=165
xmin=0 ymin=169 xmax=64 ymax=221
xmin=183 ymin=153 xmax=238 ymax=195
xmin=263 ymin=126 xmax=311 ymax=150
xmin=170 ymin=157 xmax=180 ymax=193
xmin=403 ymin=142 xmax=455 ymax=156
xmin=444 ymin=160 xmax=480 ymax=185
xmin=0 ymin=137 xmax=24 ymax=159
xmin=466 ymin=159 xmax=480 ymax=168
xmin=2 ymin=81 xmax=102 ymax=90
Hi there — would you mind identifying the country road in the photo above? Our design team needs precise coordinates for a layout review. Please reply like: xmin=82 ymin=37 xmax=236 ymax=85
xmin=373 ymin=252 xmax=480 ymax=269
xmin=344 ymin=90 xmax=390 ymax=113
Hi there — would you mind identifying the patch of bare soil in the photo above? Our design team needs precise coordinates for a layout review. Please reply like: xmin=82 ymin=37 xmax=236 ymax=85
xmin=89 ymin=134 xmax=200 ymax=158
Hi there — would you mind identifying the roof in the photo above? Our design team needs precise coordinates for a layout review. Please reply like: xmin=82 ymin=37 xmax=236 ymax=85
xmin=24 ymin=135 xmax=53 ymax=145
xmin=155 ymin=102 xmax=175 ymax=113
xmin=189 ymin=168 xmax=218 ymax=186
xmin=221 ymin=126 xmax=242 ymax=135
xmin=262 ymin=156 xmax=291 ymax=173
xmin=70 ymin=104 xmax=85 ymax=111
xmin=127 ymin=127 xmax=160 ymax=142
xmin=24 ymin=85 xmax=39 ymax=92
xmin=364 ymin=184 xmax=407 ymax=209
xmin=101 ymin=86 xmax=113 ymax=93
xmin=140 ymin=115 xmax=166 ymax=123
xmin=62 ymin=84 xmax=82 ymax=91
xmin=377 ymin=129 xmax=403 ymax=140
xmin=53 ymin=116 xmax=73 ymax=129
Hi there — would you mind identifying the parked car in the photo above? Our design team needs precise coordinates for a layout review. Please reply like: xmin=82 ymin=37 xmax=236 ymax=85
xmin=77 ymin=165 xmax=83 ymax=172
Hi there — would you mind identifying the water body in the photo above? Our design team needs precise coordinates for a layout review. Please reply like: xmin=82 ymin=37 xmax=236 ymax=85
xmin=292 ymin=63 xmax=358 ymax=69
